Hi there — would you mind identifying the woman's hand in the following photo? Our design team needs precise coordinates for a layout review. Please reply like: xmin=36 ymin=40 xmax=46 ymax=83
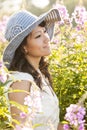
xmin=57 ymin=123 xmax=64 ymax=130
xmin=57 ymin=123 xmax=72 ymax=130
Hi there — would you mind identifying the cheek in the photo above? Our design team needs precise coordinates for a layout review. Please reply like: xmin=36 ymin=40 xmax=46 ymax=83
xmin=27 ymin=43 xmax=42 ymax=55
xmin=26 ymin=38 xmax=43 ymax=56
xmin=29 ymin=44 xmax=41 ymax=51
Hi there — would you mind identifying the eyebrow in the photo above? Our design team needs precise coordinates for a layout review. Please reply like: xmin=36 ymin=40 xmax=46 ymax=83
xmin=32 ymin=27 xmax=46 ymax=35
xmin=32 ymin=31 xmax=42 ymax=35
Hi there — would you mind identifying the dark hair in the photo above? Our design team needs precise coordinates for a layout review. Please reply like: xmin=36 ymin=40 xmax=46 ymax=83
xmin=9 ymin=21 xmax=52 ymax=89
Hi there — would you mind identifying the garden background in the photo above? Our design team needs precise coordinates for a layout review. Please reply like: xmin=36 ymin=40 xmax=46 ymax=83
xmin=0 ymin=0 xmax=87 ymax=129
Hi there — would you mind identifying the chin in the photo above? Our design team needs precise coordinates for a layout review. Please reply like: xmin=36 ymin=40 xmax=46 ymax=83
xmin=44 ymin=51 xmax=51 ymax=56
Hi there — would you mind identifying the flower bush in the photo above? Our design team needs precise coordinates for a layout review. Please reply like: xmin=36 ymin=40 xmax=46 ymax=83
xmin=49 ymin=3 xmax=87 ymax=128
xmin=63 ymin=92 xmax=87 ymax=130
xmin=0 ymin=59 xmax=12 ymax=129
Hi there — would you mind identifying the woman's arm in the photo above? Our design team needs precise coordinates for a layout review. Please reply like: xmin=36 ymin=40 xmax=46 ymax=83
xmin=57 ymin=123 xmax=64 ymax=130
xmin=9 ymin=80 xmax=31 ymax=124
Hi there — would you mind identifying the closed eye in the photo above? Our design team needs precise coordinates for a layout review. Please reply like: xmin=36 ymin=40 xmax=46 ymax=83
xmin=44 ymin=29 xmax=47 ymax=33
xmin=35 ymin=29 xmax=47 ymax=39
xmin=35 ymin=35 xmax=41 ymax=39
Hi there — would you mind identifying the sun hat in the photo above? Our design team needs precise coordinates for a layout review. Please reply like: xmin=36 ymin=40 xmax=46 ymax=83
xmin=3 ymin=8 xmax=61 ymax=68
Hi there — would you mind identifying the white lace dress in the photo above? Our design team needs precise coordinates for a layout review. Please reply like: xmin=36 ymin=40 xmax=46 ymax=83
xmin=6 ymin=71 xmax=60 ymax=130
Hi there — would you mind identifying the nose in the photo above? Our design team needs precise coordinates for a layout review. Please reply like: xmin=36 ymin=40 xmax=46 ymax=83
xmin=43 ymin=32 xmax=50 ymax=43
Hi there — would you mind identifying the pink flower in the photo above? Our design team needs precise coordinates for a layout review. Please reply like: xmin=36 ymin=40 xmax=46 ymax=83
xmin=0 ymin=74 xmax=7 ymax=83
xmin=72 ymin=6 xmax=87 ymax=26
xmin=0 ymin=16 xmax=9 ymax=43
xmin=24 ymin=95 xmax=33 ymax=107
xmin=20 ymin=112 xmax=27 ymax=119
xmin=63 ymin=124 xmax=70 ymax=130
xmin=64 ymin=104 xmax=86 ymax=130
xmin=0 ymin=61 xmax=7 ymax=83
xmin=24 ymin=85 xmax=42 ymax=114
xmin=54 ymin=4 xmax=72 ymax=25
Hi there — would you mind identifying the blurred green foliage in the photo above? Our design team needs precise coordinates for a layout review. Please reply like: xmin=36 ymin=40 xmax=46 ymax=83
xmin=0 ymin=67 xmax=12 ymax=130
xmin=0 ymin=43 xmax=7 ymax=55
xmin=49 ymin=23 xmax=87 ymax=125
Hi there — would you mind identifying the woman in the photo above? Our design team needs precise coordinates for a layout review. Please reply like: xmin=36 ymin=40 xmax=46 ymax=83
xmin=3 ymin=9 xmax=63 ymax=130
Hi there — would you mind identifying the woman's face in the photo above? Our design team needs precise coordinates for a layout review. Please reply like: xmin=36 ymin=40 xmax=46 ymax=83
xmin=24 ymin=26 xmax=51 ymax=58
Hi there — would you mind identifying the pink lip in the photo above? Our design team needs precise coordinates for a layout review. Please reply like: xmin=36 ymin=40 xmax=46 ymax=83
xmin=43 ymin=45 xmax=50 ymax=48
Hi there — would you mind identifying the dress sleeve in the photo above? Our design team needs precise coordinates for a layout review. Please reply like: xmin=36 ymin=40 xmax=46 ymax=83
xmin=5 ymin=71 xmax=34 ymax=90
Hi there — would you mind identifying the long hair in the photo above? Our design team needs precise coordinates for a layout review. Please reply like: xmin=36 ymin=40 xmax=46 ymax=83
xmin=9 ymin=21 xmax=52 ymax=89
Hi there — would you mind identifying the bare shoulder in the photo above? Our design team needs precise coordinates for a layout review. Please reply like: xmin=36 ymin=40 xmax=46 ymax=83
xmin=10 ymin=80 xmax=31 ymax=91
xmin=9 ymin=80 xmax=31 ymax=105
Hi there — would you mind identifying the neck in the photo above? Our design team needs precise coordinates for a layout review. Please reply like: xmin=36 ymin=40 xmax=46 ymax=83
xmin=25 ymin=55 xmax=41 ymax=70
